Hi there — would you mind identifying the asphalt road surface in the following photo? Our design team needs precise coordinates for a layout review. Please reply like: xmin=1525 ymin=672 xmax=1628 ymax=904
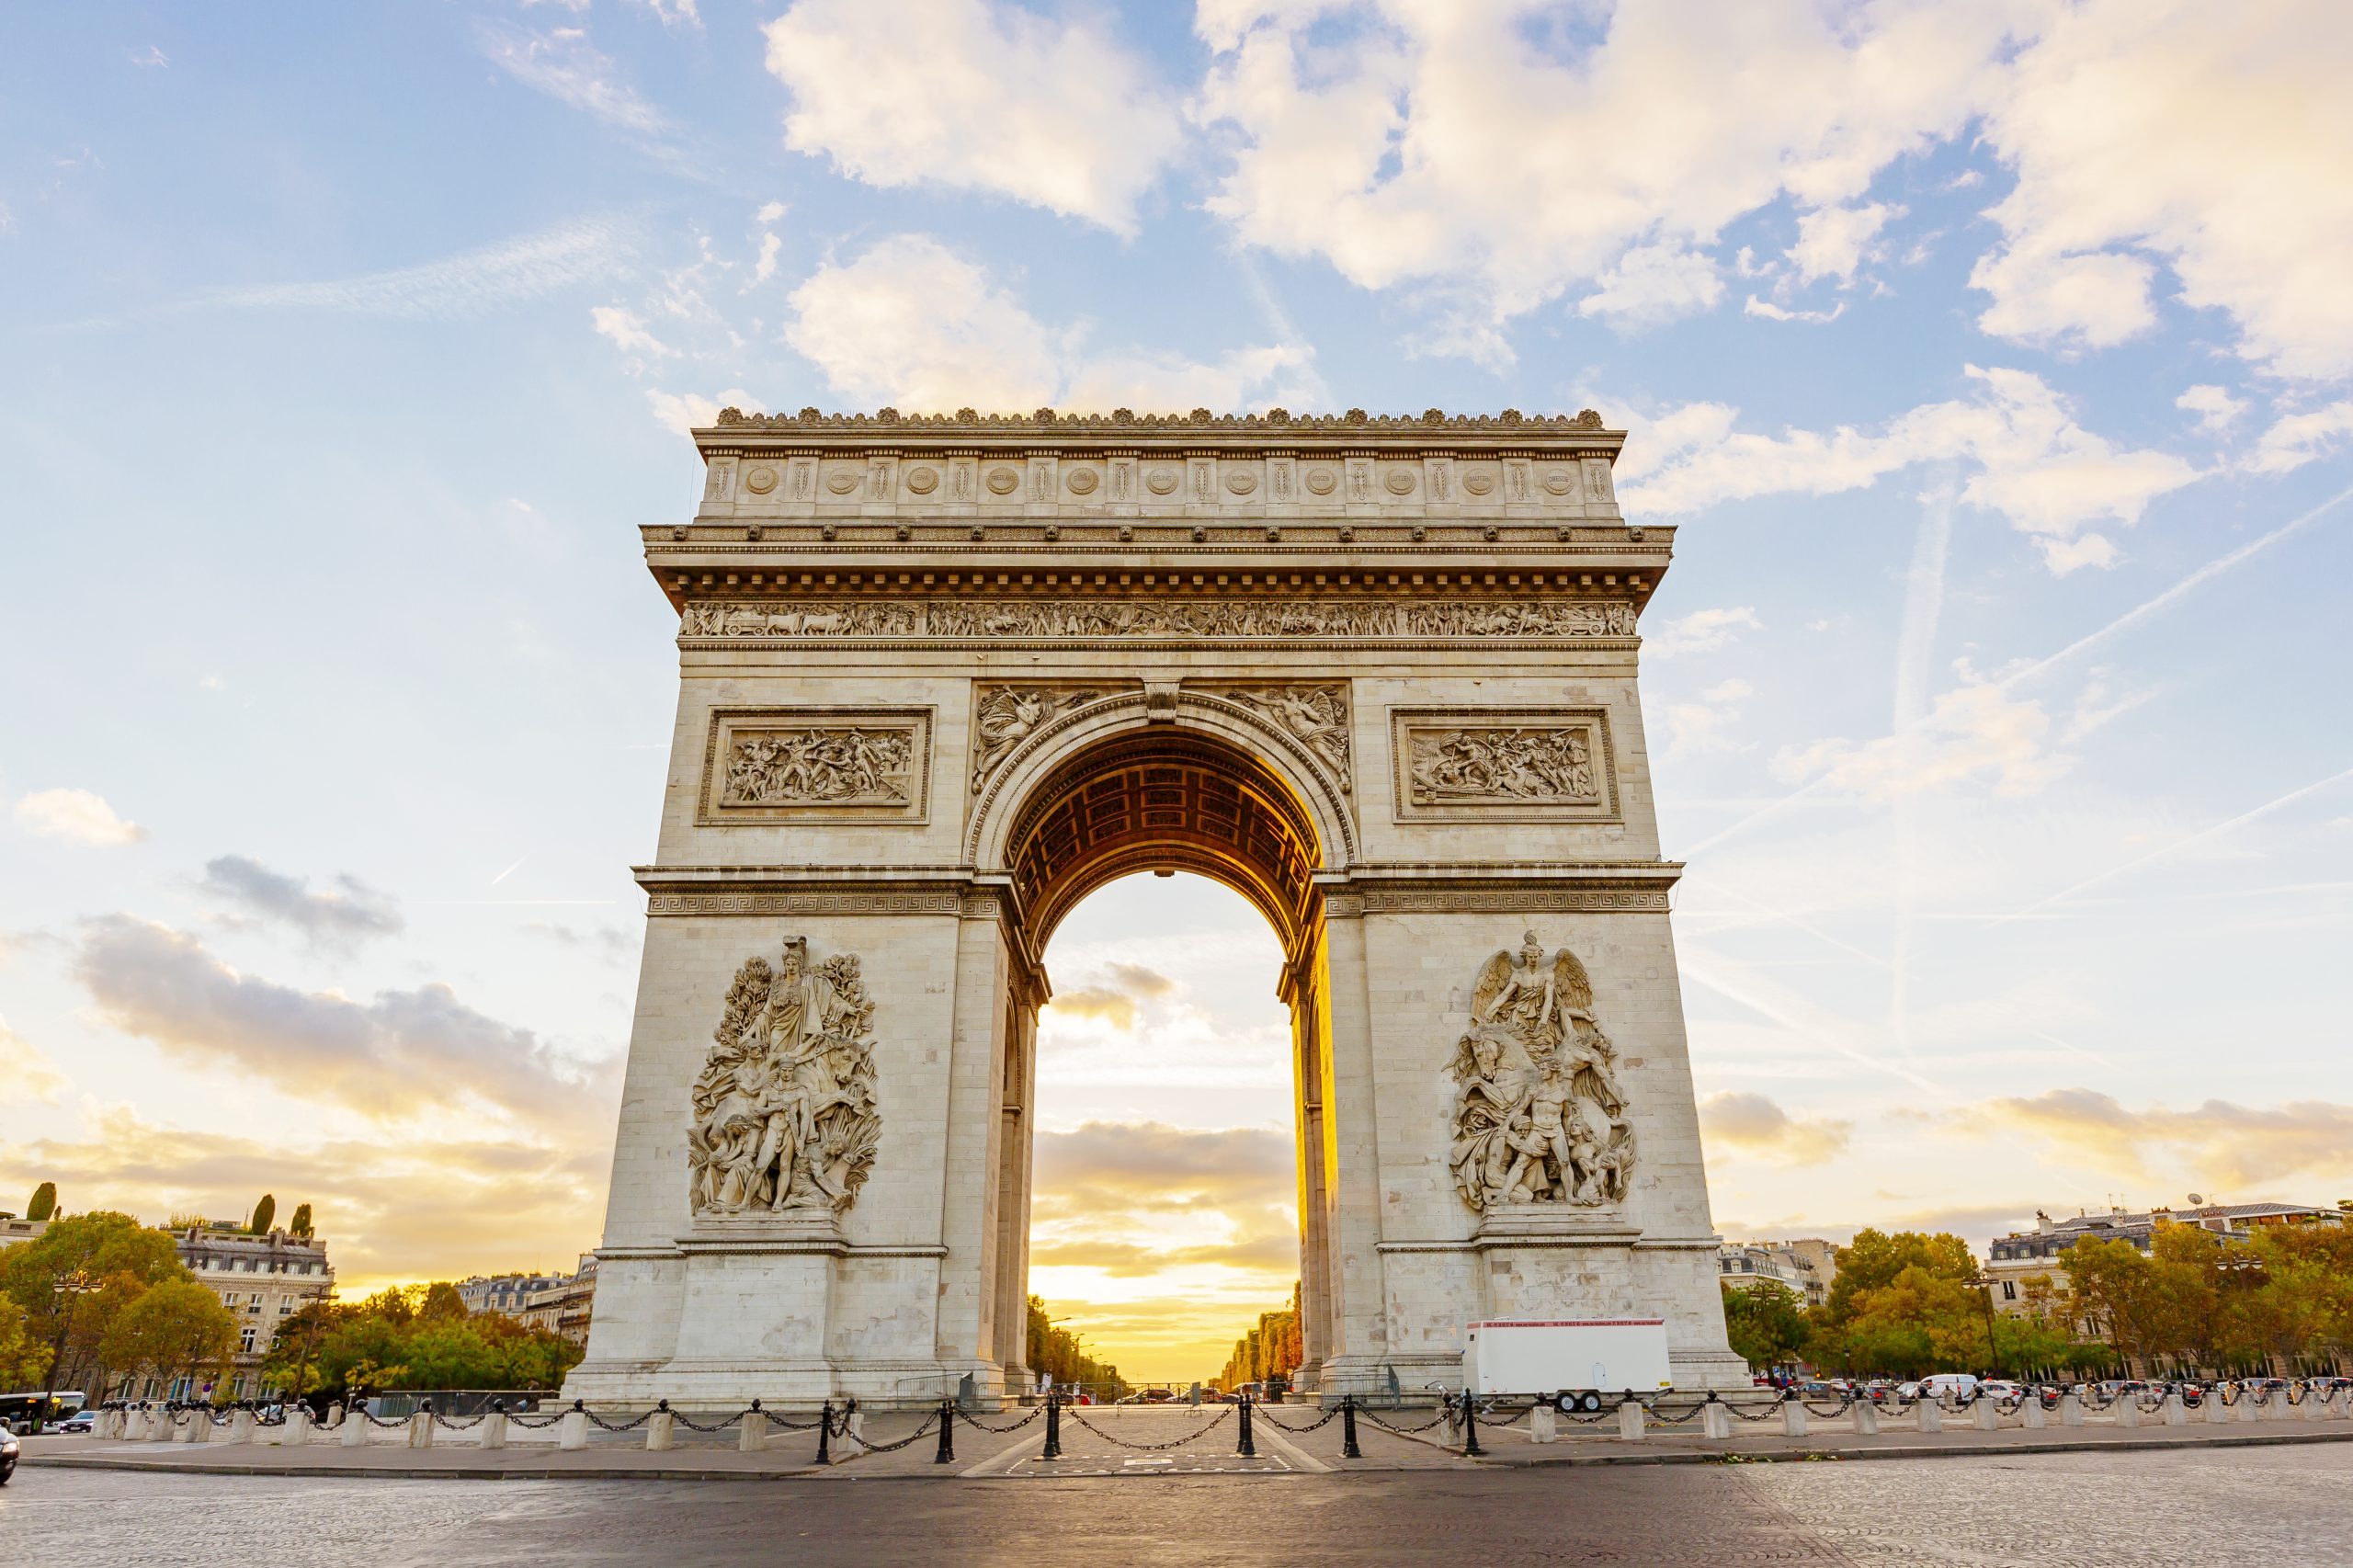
xmin=7 ymin=1444 xmax=2349 ymax=1565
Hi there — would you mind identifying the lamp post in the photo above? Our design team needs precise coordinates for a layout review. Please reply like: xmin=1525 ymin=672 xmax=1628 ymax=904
xmin=40 ymin=1268 xmax=97 ymax=1426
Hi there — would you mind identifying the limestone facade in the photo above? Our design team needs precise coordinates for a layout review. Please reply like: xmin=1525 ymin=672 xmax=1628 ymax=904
xmin=565 ymin=409 xmax=1746 ymax=1406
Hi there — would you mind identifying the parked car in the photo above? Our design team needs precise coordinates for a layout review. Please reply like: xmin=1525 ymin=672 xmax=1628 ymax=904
xmin=1 ymin=1427 xmax=17 ymax=1484
xmin=58 ymin=1408 xmax=100 ymax=1434
xmin=1977 ymin=1381 xmax=2026 ymax=1402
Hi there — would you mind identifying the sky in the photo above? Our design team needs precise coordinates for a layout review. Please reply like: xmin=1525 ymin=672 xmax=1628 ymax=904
xmin=4 ymin=0 xmax=2352 ymax=1383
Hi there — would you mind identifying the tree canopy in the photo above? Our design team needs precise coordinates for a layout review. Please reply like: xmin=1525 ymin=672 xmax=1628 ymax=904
xmin=25 ymin=1182 xmax=57 ymax=1222
xmin=249 ymin=1194 xmax=277 ymax=1234
xmin=271 ymin=1284 xmax=585 ymax=1395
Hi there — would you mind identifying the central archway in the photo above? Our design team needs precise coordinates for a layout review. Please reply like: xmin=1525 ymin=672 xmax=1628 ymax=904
xmin=980 ymin=711 xmax=1346 ymax=1391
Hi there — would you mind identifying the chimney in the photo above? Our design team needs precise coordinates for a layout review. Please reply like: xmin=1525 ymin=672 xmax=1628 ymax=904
xmin=2035 ymin=1210 xmax=2052 ymax=1234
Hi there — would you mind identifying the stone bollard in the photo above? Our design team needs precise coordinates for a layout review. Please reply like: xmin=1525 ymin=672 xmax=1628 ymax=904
xmin=122 ymin=1406 xmax=147 ymax=1442
xmin=1702 ymin=1401 xmax=1733 ymax=1439
xmin=558 ymin=1408 xmax=589 ymax=1450
xmin=150 ymin=1406 xmax=179 ymax=1444
xmin=407 ymin=1410 xmax=435 ymax=1449
xmin=2306 ymin=1385 xmax=2333 ymax=1423
xmin=738 ymin=1408 xmax=767 ymax=1453
xmin=2237 ymin=1386 xmax=2262 ymax=1423
xmin=1782 ymin=1401 xmax=1809 ymax=1437
xmin=1915 ymin=1399 xmax=1943 ymax=1433
xmin=286 ymin=1406 xmax=313 ymax=1446
xmin=2266 ymin=1388 xmax=2290 ymax=1423
xmin=2061 ymin=1390 xmax=2086 ymax=1426
xmin=479 ymin=1412 xmax=507 ymax=1449
xmin=1853 ymin=1399 xmax=1880 ymax=1436
xmin=2022 ymin=1395 xmax=2046 ymax=1430
xmin=230 ymin=1408 xmax=257 ymax=1444
xmin=182 ymin=1409 xmax=210 ymax=1445
xmin=342 ymin=1406 xmax=368 ymax=1447
xmin=1529 ymin=1403 xmax=1558 ymax=1443
xmin=646 ymin=1407 xmax=675 ymax=1452
xmin=1616 ymin=1399 xmax=1646 ymax=1441
xmin=2204 ymin=1390 xmax=2230 ymax=1425
xmin=2115 ymin=1392 xmax=2141 ymax=1427
xmin=847 ymin=1407 xmax=866 ymax=1446
xmin=1972 ymin=1398 xmax=2000 ymax=1431
xmin=2164 ymin=1392 xmax=2188 ymax=1426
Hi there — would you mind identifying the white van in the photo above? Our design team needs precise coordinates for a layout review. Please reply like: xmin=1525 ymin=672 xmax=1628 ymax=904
xmin=1911 ymin=1373 xmax=1980 ymax=1400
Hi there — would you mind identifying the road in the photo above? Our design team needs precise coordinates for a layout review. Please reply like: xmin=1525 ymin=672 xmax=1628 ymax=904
xmin=6 ymin=1443 xmax=2348 ymax=1565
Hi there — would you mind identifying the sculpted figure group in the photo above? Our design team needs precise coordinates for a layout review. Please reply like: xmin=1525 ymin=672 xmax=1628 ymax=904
xmin=688 ymin=937 xmax=881 ymax=1219
xmin=723 ymin=728 xmax=914 ymax=806
xmin=1449 ymin=933 xmax=1636 ymax=1212
xmin=1409 ymin=726 xmax=1599 ymax=804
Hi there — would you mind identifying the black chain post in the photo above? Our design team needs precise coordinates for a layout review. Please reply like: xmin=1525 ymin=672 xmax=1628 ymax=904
xmin=1461 ymin=1393 xmax=1483 ymax=1457
xmin=1341 ymin=1395 xmax=1362 ymax=1460
xmin=1237 ymin=1392 xmax=1256 ymax=1457
xmin=815 ymin=1400 xmax=832 ymax=1464
xmin=933 ymin=1398 xmax=956 ymax=1464
xmin=1042 ymin=1389 xmax=1062 ymax=1460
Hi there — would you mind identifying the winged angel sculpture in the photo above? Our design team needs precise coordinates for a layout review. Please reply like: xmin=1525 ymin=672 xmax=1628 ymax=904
xmin=688 ymin=937 xmax=881 ymax=1219
xmin=1448 ymin=933 xmax=1635 ymax=1212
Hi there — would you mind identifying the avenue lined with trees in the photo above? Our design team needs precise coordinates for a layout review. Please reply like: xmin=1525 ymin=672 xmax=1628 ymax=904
xmin=1724 ymin=1224 xmax=2353 ymax=1381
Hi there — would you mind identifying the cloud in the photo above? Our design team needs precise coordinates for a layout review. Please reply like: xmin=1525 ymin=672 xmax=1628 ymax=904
xmin=1744 ymin=295 xmax=1844 ymax=325
xmin=1699 ymin=1090 xmax=1853 ymax=1166
xmin=1196 ymin=3 xmax=2025 ymax=356
xmin=10 ymin=1107 xmax=610 ymax=1290
xmin=1972 ymin=0 xmax=2353 ymax=380
xmin=645 ymin=386 xmax=762 ymax=437
xmin=2245 ymin=401 xmax=2353 ymax=475
xmin=1983 ymin=1088 xmax=2353 ymax=1190
xmin=478 ymin=21 xmax=667 ymax=137
xmin=1772 ymin=664 xmax=2066 ymax=799
xmin=196 ymin=856 xmax=404 ymax=949
xmin=763 ymin=0 xmax=1182 ymax=235
xmin=193 ymin=214 xmax=635 ymax=319
xmin=130 ymin=45 xmax=168 ymax=67
xmin=1044 ymin=961 xmax=1180 ymax=1031
xmin=1646 ymin=606 xmax=1763 ymax=659
xmin=71 ymin=916 xmax=614 ymax=1137
xmin=1789 ymin=201 xmax=1902 ymax=285
xmin=2176 ymin=384 xmax=2247 ymax=435
xmin=1658 ymin=678 xmax=1755 ymax=759
xmin=1029 ymin=1121 xmax=1298 ymax=1292
xmin=590 ymin=303 xmax=675 ymax=357
xmin=14 ymin=788 xmax=146 ymax=846
xmin=784 ymin=234 xmax=1313 ymax=413
xmin=628 ymin=0 xmax=700 ymax=28
xmin=1620 ymin=366 xmax=2203 ymax=573
xmin=0 ymin=1016 xmax=69 ymax=1108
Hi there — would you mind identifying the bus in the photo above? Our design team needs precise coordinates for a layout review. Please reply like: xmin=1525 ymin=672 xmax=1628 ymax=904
xmin=0 ymin=1392 xmax=86 ymax=1435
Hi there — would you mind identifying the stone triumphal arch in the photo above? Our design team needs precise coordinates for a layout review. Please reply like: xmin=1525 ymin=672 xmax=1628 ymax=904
xmin=566 ymin=409 xmax=1746 ymax=1406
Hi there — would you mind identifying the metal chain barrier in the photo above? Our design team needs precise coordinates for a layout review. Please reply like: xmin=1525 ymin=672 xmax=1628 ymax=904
xmin=506 ymin=1411 xmax=566 ymax=1429
xmin=1647 ymin=1400 xmax=1710 ymax=1426
xmin=583 ymin=1407 xmax=656 ymax=1433
xmin=1062 ymin=1405 xmax=1233 ymax=1450
xmin=955 ymin=1405 xmax=1043 ymax=1435
xmin=1474 ymin=1401 xmax=1535 ymax=1427
xmin=1560 ymin=1404 xmax=1617 ymax=1425
xmin=1800 ymin=1397 xmax=1854 ymax=1417
xmin=849 ymin=1412 xmax=940 ymax=1455
xmin=1725 ymin=1395 xmax=1789 ymax=1423
xmin=1359 ymin=1405 xmax=1452 ymax=1435
xmin=358 ymin=1408 xmax=410 ymax=1429
xmin=1253 ymin=1403 xmax=1343 ymax=1434
xmin=669 ymin=1409 xmax=751 ymax=1435
xmin=433 ymin=1413 xmax=490 ymax=1431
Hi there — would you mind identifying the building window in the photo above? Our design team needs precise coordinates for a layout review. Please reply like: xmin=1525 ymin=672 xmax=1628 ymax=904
xmin=2001 ymin=1281 xmax=2018 ymax=1301
xmin=240 ymin=1328 xmax=257 ymax=1353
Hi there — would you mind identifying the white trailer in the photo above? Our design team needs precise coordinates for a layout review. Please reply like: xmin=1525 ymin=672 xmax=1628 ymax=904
xmin=1462 ymin=1318 xmax=1673 ymax=1403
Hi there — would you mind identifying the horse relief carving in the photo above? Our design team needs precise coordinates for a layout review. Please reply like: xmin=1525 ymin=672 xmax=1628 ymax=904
xmin=688 ymin=938 xmax=881 ymax=1220
xmin=723 ymin=727 xmax=915 ymax=806
xmin=1449 ymin=933 xmax=1635 ymax=1213
xmin=1408 ymin=725 xmax=1598 ymax=805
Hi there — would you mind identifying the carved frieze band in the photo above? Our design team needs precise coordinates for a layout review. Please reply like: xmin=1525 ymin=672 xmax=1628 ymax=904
xmin=1390 ymin=708 xmax=1620 ymax=823
xmin=645 ymin=891 xmax=966 ymax=916
xmin=681 ymin=599 xmax=1637 ymax=643
xmin=1355 ymin=889 xmax=1668 ymax=914
xmin=699 ymin=708 xmax=932 ymax=825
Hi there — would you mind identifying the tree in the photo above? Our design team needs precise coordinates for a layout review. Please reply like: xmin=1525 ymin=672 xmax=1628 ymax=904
xmin=0 ymin=1211 xmax=191 ymax=1395
xmin=100 ymin=1278 xmax=239 ymax=1402
xmin=1820 ymin=1230 xmax=1977 ymax=1329
xmin=249 ymin=1194 xmax=277 ymax=1234
xmin=0 ymin=1295 xmax=51 ymax=1388
xmin=25 ymin=1182 xmax=57 ymax=1222
xmin=288 ymin=1204 xmax=313 ymax=1237
xmin=419 ymin=1281 xmax=469 ymax=1322
xmin=1721 ymin=1284 xmax=1809 ymax=1369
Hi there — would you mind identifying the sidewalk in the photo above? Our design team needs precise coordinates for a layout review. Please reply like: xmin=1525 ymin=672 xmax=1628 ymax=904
xmin=28 ymin=1402 xmax=2353 ymax=1483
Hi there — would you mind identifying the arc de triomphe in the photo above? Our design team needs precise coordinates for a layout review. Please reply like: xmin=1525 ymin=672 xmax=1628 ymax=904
xmin=564 ymin=408 xmax=1747 ymax=1405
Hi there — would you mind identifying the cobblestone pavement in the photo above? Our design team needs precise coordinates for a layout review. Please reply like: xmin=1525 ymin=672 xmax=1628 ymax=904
xmin=9 ymin=1441 xmax=2352 ymax=1565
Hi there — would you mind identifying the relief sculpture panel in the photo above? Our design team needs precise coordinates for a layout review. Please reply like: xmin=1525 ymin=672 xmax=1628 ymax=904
xmin=1199 ymin=684 xmax=1351 ymax=787
xmin=1449 ymin=933 xmax=1635 ymax=1213
xmin=1389 ymin=708 xmax=1618 ymax=822
xmin=970 ymin=685 xmax=1116 ymax=795
xmin=681 ymin=598 xmax=1636 ymax=643
xmin=688 ymin=937 xmax=881 ymax=1221
xmin=699 ymin=708 xmax=932 ymax=824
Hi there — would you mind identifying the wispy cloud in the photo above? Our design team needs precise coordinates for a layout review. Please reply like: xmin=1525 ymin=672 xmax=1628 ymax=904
xmin=14 ymin=788 xmax=146 ymax=846
xmin=189 ymin=213 xmax=638 ymax=320
xmin=477 ymin=22 xmax=668 ymax=137
xmin=197 ymin=855 xmax=403 ymax=950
